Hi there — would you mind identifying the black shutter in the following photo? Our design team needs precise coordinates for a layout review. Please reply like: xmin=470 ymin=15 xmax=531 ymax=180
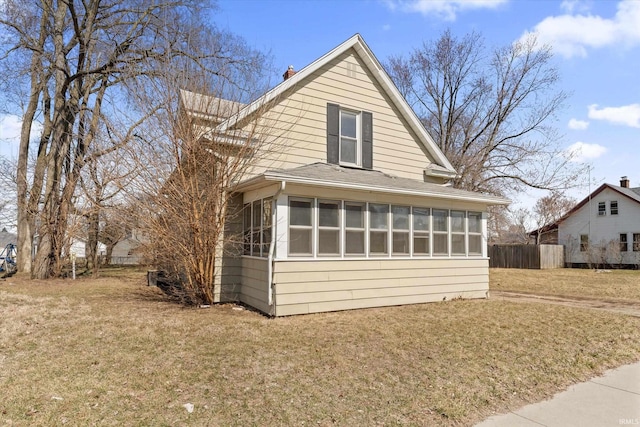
xmin=327 ymin=103 xmax=339 ymax=165
xmin=362 ymin=111 xmax=373 ymax=170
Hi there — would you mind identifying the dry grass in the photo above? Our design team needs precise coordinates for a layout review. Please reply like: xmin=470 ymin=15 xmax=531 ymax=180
xmin=491 ymin=268 xmax=640 ymax=302
xmin=1 ymin=271 xmax=640 ymax=426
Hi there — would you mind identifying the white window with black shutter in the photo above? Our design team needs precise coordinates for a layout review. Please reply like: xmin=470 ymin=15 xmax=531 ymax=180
xmin=327 ymin=103 xmax=372 ymax=169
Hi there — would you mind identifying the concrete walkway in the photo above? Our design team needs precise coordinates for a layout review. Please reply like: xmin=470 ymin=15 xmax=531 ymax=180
xmin=476 ymin=361 xmax=640 ymax=427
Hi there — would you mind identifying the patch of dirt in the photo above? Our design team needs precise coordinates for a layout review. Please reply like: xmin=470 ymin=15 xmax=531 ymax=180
xmin=491 ymin=290 xmax=640 ymax=318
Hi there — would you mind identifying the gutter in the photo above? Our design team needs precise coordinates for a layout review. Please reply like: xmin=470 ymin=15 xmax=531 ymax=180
xmin=267 ymin=180 xmax=286 ymax=316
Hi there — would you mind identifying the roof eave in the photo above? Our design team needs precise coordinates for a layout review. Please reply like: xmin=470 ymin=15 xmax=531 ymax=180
xmin=235 ymin=172 xmax=510 ymax=206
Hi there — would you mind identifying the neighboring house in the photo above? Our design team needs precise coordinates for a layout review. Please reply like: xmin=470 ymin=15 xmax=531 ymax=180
xmin=554 ymin=176 xmax=640 ymax=267
xmin=529 ymin=223 xmax=559 ymax=245
xmin=181 ymin=34 xmax=509 ymax=316
xmin=67 ymin=238 xmax=107 ymax=259
xmin=110 ymin=229 xmax=147 ymax=265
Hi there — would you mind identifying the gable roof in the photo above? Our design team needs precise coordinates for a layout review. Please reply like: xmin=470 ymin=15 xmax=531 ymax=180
xmin=530 ymin=183 xmax=640 ymax=235
xmin=215 ymin=34 xmax=457 ymax=178
xmin=235 ymin=163 xmax=509 ymax=206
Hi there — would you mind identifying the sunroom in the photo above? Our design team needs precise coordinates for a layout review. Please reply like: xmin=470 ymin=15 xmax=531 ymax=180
xmin=232 ymin=163 xmax=509 ymax=316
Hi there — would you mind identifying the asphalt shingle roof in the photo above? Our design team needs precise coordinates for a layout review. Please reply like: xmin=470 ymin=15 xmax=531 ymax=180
xmin=259 ymin=163 xmax=509 ymax=205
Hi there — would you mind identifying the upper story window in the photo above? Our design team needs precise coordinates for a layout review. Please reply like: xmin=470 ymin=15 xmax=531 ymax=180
xmin=340 ymin=110 xmax=359 ymax=166
xmin=327 ymin=103 xmax=372 ymax=169
xmin=598 ymin=202 xmax=606 ymax=216
xmin=610 ymin=201 xmax=618 ymax=215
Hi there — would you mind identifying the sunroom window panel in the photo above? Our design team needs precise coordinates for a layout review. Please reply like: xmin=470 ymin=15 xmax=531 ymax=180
xmin=451 ymin=210 xmax=465 ymax=233
xmin=290 ymin=200 xmax=312 ymax=226
xmin=413 ymin=208 xmax=430 ymax=231
xmin=392 ymin=205 xmax=410 ymax=255
xmin=452 ymin=234 xmax=465 ymax=255
xmin=468 ymin=212 xmax=482 ymax=233
xmin=289 ymin=198 xmax=313 ymax=256
xmin=319 ymin=201 xmax=340 ymax=227
xmin=290 ymin=229 xmax=312 ymax=255
xmin=433 ymin=234 xmax=448 ymax=255
xmin=370 ymin=231 xmax=388 ymax=254
xmin=469 ymin=235 xmax=482 ymax=255
xmin=433 ymin=209 xmax=448 ymax=232
xmin=369 ymin=204 xmax=389 ymax=230
xmin=345 ymin=230 xmax=365 ymax=254
xmin=319 ymin=229 xmax=340 ymax=255
xmin=318 ymin=200 xmax=341 ymax=256
xmin=413 ymin=235 xmax=430 ymax=255
xmin=345 ymin=202 xmax=365 ymax=255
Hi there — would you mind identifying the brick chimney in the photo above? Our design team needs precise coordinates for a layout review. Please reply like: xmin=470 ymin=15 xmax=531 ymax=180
xmin=620 ymin=176 xmax=630 ymax=188
xmin=283 ymin=65 xmax=296 ymax=81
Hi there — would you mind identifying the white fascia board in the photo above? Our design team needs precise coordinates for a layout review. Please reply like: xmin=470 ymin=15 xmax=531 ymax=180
xmin=238 ymin=173 xmax=510 ymax=206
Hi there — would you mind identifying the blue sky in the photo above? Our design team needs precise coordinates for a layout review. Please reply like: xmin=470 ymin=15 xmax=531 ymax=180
xmin=1 ymin=0 xmax=638 ymax=208
xmin=213 ymin=0 xmax=640 ymax=206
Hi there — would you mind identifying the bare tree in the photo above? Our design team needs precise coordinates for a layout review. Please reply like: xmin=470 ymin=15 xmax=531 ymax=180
xmin=531 ymin=191 xmax=575 ymax=244
xmin=387 ymin=30 xmax=587 ymax=197
xmin=0 ymin=0 xmax=266 ymax=278
xmin=125 ymin=70 xmax=282 ymax=304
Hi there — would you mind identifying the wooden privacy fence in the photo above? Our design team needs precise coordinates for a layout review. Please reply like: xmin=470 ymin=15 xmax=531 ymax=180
xmin=488 ymin=244 xmax=564 ymax=269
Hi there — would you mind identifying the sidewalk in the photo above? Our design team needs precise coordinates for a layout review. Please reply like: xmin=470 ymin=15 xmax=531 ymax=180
xmin=476 ymin=361 xmax=640 ymax=427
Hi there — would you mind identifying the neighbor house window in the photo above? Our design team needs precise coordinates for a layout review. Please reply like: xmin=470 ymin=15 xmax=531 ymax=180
xmin=634 ymin=233 xmax=640 ymax=252
xmin=340 ymin=110 xmax=359 ymax=166
xmin=580 ymin=234 xmax=589 ymax=252
xmin=327 ymin=103 xmax=373 ymax=169
xmin=345 ymin=202 xmax=365 ymax=255
xmin=451 ymin=210 xmax=466 ymax=255
xmin=598 ymin=202 xmax=606 ymax=216
xmin=318 ymin=200 xmax=341 ymax=256
xmin=433 ymin=209 xmax=448 ymax=255
xmin=392 ymin=205 xmax=410 ymax=255
xmin=620 ymin=233 xmax=628 ymax=252
xmin=610 ymin=201 xmax=618 ymax=215
xmin=369 ymin=203 xmax=389 ymax=255
xmin=468 ymin=212 xmax=483 ymax=255
xmin=289 ymin=198 xmax=313 ymax=255
xmin=412 ymin=207 xmax=430 ymax=255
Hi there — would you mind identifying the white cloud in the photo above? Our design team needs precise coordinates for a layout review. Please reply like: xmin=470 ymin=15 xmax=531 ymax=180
xmin=568 ymin=118 xmax=589 ymax=130
xmin=382 ymin=24 xmax=392 ymax=31
xmin=384 ymin=0 xmax=508 ymax=21
xmin=587 ymin=103 xmax=640 ymax=128
xmin=0 ymin=114 xmax=23 ymax=142
xmin=560 ymin=0 xmax=591 ymax=14
xmin=565 ymin=141 xmax=607 ymax=163
xmin=521 ymin=0 xmax=640 ymax=58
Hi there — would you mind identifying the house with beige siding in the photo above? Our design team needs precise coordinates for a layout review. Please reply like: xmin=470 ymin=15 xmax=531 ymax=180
xmin=180 ymin=34 xmax=509 ymax=316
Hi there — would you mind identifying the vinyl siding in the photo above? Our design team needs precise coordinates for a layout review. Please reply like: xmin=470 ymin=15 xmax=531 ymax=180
xmin=558 ymin=187 xmax=640 ymax=265
xmin=239 ymin=257 xmax=270 ymax=314
xmin=244 ymin=48 xmax=439 ymax=181
xmin=272 ymin=258 xmax=489 ymax=316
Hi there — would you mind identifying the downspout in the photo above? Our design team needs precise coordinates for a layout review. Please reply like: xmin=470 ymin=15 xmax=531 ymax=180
xmin=267 ymin=180 xmax=286 ymax=316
